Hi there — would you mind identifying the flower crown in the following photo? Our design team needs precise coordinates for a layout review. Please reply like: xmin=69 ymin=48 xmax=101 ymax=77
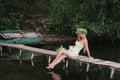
xmin=76 ymin=28 xmax=87 ymax=35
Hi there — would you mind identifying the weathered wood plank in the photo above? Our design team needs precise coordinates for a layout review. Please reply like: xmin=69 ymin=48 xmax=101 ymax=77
xmin=0 ymin=43 xmax=57 ymax=56
xmin=3 ymin=32 xmax=41 ymax=38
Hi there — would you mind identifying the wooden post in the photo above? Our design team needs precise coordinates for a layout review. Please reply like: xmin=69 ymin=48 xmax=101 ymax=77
xmin=31 ymin=53 xmax=34 ymax=60
xmin=19 ymin=58 xmax=22 ymax=64
xmin=86 ymin=75 xmax=89 ymax=80
xmin=9 ymin=47 xmax=11 ymax=52
xmin=62 ymin=59 xmax=66 ymax=70
xmin=86 ymin=63 xmax=90 ymax=72
xmin=30 ymin=52 xmax=34 ymax=66
xmin=79 ymin=62 xmax=82 ymax=66
xmin=65 ymin=59 xmax=69 ymax=68
xmin=62 ymin=58 xmax=69 ymax=69
xmin=63 ymin=59 xmax=65 ymax=63
xmin=79 ymin=62 xmax=82 ymax=72
xmin=31 ymin=60 xmax=34 ymax=67
xmin=110 ymin=67 xmax=115 ymax=79
xmin=0 ymin=46 xmax=2 ymax=56
xmin=19 ymin=50 xmax=22 ymax=57
xmin=48 ymin=56 xmax=51 ymax=64
xmin=98 ymin=65 xmax=102 ymax=70
xmin=19 ymin=50 xmax=22 ymax=64
xmin=65 ymin=69 xmax=68 ymax=75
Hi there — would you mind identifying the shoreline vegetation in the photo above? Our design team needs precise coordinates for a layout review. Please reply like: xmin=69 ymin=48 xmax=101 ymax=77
xmin=43 ymin=33 xmax=76 ymax=44
xmin=43 ymin=33 xmax=120 ymax=45
xmin=0 ymin=0 xmax=120 ymax=45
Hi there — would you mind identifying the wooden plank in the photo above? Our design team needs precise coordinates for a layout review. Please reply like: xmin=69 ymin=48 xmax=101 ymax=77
xmin=22 ymin=32 xmax=40 ymax=37
xmin=0 ymin=43 xmax=57 ymax=56
xmin=0 ymin=43 xmax=120 ymax=70
xmin=69 ymin=55 xmax=120 ymax=70
xmin=4 ymin=33 xmax=23 ymax=38
xmin=3 ymin=32 xmax=41 ymax=38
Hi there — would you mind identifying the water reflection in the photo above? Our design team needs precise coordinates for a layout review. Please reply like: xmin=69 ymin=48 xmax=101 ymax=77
xmin=31 ymin=60 xmax=34 ymax=66
xmin=18 ymin=56 xmax=35 ymax=66
xmin=47 ymin=69 xmax=91 ymax=80
xmin=48 ymin=71 xmax=62 ymax=80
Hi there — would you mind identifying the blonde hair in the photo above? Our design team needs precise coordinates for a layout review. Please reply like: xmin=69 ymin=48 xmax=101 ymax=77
xmin=77 ymin=34 xmax=87 ymax=53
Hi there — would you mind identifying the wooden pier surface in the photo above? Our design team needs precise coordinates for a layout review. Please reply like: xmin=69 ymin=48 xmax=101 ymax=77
xmin=0 ymin=43 xmax=57 ymax=56
xmin=0 ymin=43 xmax=120 ymax=79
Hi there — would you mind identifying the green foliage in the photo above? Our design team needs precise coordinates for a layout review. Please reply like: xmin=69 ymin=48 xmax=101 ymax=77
xmin=0 ymin=15 xmax=23 ymax=30
xmin=0 ymin=0 xmax=50 ymax=14
xmin=0 ymin=0 xmax=50 ymax=31
xmin=30 ymin=20 xmax=36 ymax=27
xmin=47 ymin=0 xmax=120 ymax=40
xmin=0 ymin=0 xmax=5 ymax=17
xmin=56 ymin=45 xmax=67 ymax=53
xmin=0 ymin=0 xmax=120 ymax=41
xmin=43 ymin=22 xmax=52 ymax=32
xmin=47 ymin=0 xmax=75 ymax=35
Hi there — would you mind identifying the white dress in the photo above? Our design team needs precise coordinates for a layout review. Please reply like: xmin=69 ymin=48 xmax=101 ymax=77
xmin=67 ymin=41 xmax=84 ymax=57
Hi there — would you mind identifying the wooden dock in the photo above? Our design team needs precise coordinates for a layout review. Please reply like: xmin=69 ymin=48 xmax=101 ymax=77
xmin=0 ymin=43 xmax=120 ymax=79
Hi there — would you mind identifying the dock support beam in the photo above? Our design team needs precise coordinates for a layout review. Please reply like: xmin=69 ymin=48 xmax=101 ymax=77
xmin=79 ymin=62 xmax=82 ymax=66
xmin=86 ymin=63 xmax=90 ymax=72
xmin=31 ymin=53 xmax=34 ymax=60
xmin=110 ymin=67 xmax=115 ymax=79
xmin=19 ymin=50 xmax=22 ymax=57
xmin=31 ymin=60 xmax=34 ymax=67
xmin=30 ymin=53 xmax=34 ymax=66
xmin=65 ymin=60 xmax=69 ymax=68
xmin=48 ymin=56 xmax=51 ymax=64
xmin=9 ymin=47 xmax=11 ymax=52
xmin=63 ymin=59 xmax=69 ymax=69
xmin=0 ymin=46 xmax=2 ymax=56
xmin=19 ymin=50 xmax=23 ymax=64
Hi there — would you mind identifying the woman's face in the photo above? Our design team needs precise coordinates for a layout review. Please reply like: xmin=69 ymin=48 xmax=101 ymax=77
xmin=78 ymin=32 xmax=85 ymax=39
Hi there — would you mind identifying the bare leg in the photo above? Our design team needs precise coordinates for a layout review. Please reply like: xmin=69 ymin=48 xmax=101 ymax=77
xmin=47 ymin=55 xmax=67 ymax=69
xmin=49 ymin=50 xmax=68 ymax=66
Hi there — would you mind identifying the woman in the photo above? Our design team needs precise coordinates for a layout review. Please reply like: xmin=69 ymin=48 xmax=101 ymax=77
xmin=46 ymin=28 xmax=93 ymax=69
xmin=48 ymin=71 xmax=61 ymax=80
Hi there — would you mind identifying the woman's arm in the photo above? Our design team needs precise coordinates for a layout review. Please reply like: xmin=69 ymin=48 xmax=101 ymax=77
xmin=84 ymin=40 xmax=91 ymax=58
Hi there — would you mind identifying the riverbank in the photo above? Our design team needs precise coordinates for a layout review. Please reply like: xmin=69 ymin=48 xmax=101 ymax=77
xmin=43 ymin=33 xmax=76 ymax=44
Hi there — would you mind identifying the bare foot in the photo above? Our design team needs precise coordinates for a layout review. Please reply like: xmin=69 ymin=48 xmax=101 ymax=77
xmin=46 ymin=66 xmax=54 ymax=69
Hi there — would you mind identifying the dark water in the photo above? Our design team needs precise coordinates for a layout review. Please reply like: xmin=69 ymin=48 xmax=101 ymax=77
xmin=0 ymin=43 xmax=120 ymax=80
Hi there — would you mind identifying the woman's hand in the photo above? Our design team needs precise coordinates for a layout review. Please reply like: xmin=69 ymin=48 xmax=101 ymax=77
xmin=69 ymin=45 xmax=74 ymax=49
xmin=89 ymin=56 xmax=94 ymax=59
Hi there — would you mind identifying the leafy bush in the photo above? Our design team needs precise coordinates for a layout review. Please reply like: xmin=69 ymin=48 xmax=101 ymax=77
xmin=0 ymin=15 xmax=23 ymax=30
xmin=46 ymin=0 xmax=120 ymax=41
